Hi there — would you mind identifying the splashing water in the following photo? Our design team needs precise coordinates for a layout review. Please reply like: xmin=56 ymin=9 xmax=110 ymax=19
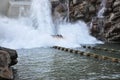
xmin=0 ymin=0 xmax=102 ymax=49
xmin=30 ymin=0 xmax=54 ymax=34
xmin=97 ymin=0 xmax=106 ymax=18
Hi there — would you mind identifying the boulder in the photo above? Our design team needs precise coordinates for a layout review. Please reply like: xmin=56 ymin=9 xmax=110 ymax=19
xmin=0 ymin=47 xmax=18 ymax=66
xmin=0 ymin=50 xmax=14 ymax=80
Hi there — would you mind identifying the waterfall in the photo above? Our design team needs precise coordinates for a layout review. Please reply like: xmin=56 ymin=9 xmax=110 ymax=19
xmin=97 ymin=0 xmax=106 ymax=18
xmin=66 ymin=0 xmax=70 ymax=22
xmin=19 ymin=6 xmax=24 ymax=18
xmin=30 ymin=0 xmax=53 ymax=34
xmin=0 ymin=0 xmax=102 ymax=49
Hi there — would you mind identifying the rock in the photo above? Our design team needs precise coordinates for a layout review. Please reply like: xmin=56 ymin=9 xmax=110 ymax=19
xmin=106 ymin=0 xmax=114 ymax=8
xmin=89 ymin=4 xmax=96 ymax=14
xmin=72 ymin=0 xmax=83 ymax=5
xmin=69 ymin=1 xmax=92 ymax=22
xmin=89 ymin=16 xmax=106 ymax=41
xmin=51 ymin=0 xmax=120 ymax=42
xmin=113 ymin=6 xmax=120 ymax=12
xmin=90 ymin=0 xmax=97 ymax=4
xmin=104 ymin=21 xmax=112 ymax=32
xmin=51 ymin=0 xmax=60 ymax=12
xmin=0 ymin=47 xmax=18 ymax=66
xmin=0 ymin=50 xmax=13 ymax=80
xmin=104 ymin=0 xmax=114 ymax=14
xmin=73 ymin=0 xmax=77 ymax=4
xmin=111 ymin=12 xmax=120 ymax=21
xmin=105 ymin=22 xmax=120 ymax=42
xmin=113 ymin=0 xmax=120 ymax=8
xmin=96 ymin=0 xmax=101 ymax=5
xmin=0 ymin=47 xmax=18 ymax=59
xmin=52 ymin=2 xmax=67 ymax=35
xmin=103 ymin=0 xmax=120 ymax=42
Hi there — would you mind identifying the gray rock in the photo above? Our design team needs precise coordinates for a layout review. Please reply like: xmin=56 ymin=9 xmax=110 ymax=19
xmin=113 ymin=1 xmax=120 ymax=8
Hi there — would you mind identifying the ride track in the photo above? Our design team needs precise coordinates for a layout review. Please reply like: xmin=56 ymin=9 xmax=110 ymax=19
xmin=52 ymin=46 xmax=120 ymax=63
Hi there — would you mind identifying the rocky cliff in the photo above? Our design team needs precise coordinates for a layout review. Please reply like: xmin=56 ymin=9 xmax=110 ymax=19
xmin=51 ymin=0 xmax=120 ymax=43
xmin=103 ymin=0 xmax=120 ymax=42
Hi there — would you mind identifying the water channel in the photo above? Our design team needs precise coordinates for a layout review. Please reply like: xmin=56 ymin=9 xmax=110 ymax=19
xmin=0 ymin=0 xmax=120 ymax=80
xmin=14 ymin=44 xmax=120 ymax=80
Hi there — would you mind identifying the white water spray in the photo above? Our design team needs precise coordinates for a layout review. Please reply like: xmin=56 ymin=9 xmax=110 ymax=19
xmin=97 ymin=0 xmax=106 ymax=18
xmin=31 ymin=0 xmax=53 ymax=34
xmin=19 ymin=6 xmax=24 ymax=18
xmin=0 ymin=0 xmax=102 ymax=49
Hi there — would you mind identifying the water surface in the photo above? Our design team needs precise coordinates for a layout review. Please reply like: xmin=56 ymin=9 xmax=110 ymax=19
xmin=14 ymin=44 xmax=120 ymax=80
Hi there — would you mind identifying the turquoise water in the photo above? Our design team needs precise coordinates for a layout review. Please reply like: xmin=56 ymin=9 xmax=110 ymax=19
xmin=14 ymin=44 xmax=120 ymax=80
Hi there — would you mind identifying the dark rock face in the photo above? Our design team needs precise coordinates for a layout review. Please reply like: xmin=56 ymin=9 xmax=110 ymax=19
xmin=103 ymin=0 xmax=120 ymax=42
xmin=69 ymin=0 xmax=100 ymax=22
xmin=0 ymin=47 xmax=18 ymax=79
xmin=51 ymin=0 xmax=120 ymax=42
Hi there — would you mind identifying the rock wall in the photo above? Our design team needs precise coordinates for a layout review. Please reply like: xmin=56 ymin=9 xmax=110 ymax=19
xmin=52 ymin=0 xmax=120 ymax=43
xmin=69 ymin=0 xmax=100 ymax=22
xmin=103 ymin=0 xmax=120 ymax=42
